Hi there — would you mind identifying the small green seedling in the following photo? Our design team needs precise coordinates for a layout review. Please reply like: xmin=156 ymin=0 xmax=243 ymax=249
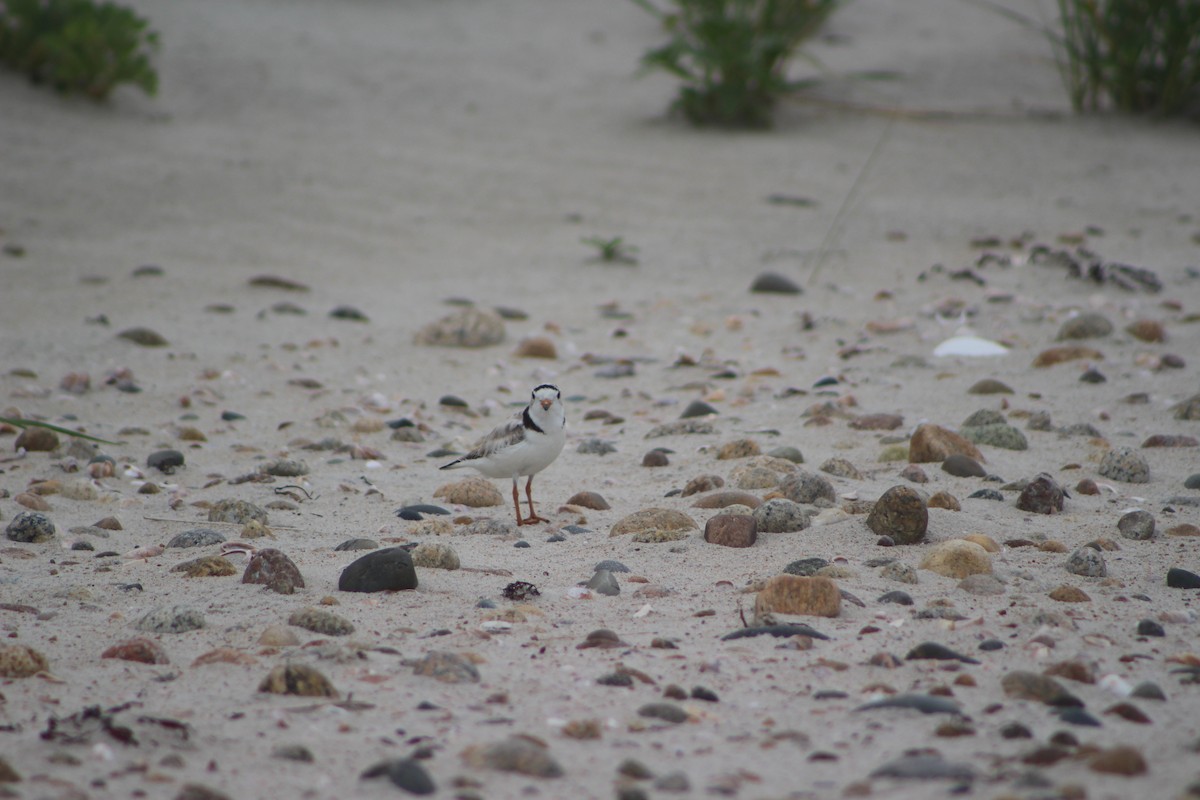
xmin=582 ymin=236 xmax=640 ymax=264
xmin=1 ymin=417 xmax=121 ymax=445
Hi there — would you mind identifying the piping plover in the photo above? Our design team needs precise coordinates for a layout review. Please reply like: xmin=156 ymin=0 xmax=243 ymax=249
xmin=440 ymin=384 xmax=566 ymax=526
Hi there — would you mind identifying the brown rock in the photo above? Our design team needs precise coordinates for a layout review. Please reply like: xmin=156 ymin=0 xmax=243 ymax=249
xmin=413 ymin=651 xmax=481 ymax=684
xmin=866 ymin=486 xmax=928 ymax=544
xmin=1016 ymin=473 xmax=1065 ymax=514
xmin=1166 ymin=523 xmax=1200 ymax=538
xmin=681 ymin=474 xmax=724 ymax=496
xmin=755 ymin=575 xmax=841 ymax=618
xmin=258 ymin=664 xmax=338 ymax=697
xmin=1088 ymin=746 xmax=1147 ymax=776
xmin=101 ymin=637 xmax=170 ymax=664
xmin=513 ymin=336 xmax=558 ymax=359
xmin=565 ymin=491 xmax=610 ymax=510
xmin=1048 ymin=585 xmax=1091 ymax=603
xmin=1032 ymin=345 xmax=1104 ymax=367
xmin=1045 ymin=660 xmax=1094 ymax=683
xmin=849 ymin=413 xmax=904 ymax=431
xmin=908 ymin=424 xmax=984 ymax=463
xmin=928 ymin=491 xmax=961 ymax=511
xmin=192 ymin=648 xmax=258 ymax=667
xmin=1141 ymin=434 xmax=1198 ymax=447
xmin=13 ymin=492 xmax=50 ymax=511
xmin=691 ymin=490 xmax=762 ymax=509
xmin=14 ymin=427 xmax=59 ymax=452
xmin=642 ymin=450 xmax=669 ymax=467
xmin=703 ymin=515 xmax=757 ymax=548
xmin=171 ymin=555 xmax=237 ymax=577
xmin=1000 ymin=670 xmax=1082 ymax=706
xmin=94 ymin=516 xmax=123 ymax=530
xmin=242 ymin=548 xmax=305 ymax=594
xmin=899 ymin=464 xmax=928 ymax=483
xmin=1075 ymin=478 xmax=1100 ymax=495
xmin=1126 ymin=320 xmax=1166 ymax=343
xmin=941 ymin=454 xmax=986 ymax=477
xmin=461 ymin=736 xmax=563 ymax=778
xmin=1104 ymin=702 xmax=1151 ymax=724
xmin=968 ymin=378 xmax=1013 ymax=395
xmin=920 ymin=539 xmax=992 ymax=578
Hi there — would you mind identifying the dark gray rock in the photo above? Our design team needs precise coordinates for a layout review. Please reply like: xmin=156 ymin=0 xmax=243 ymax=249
xmin=1118 ymin=509 xmax=1155 ymax=540
xmin=339 ymin=547 xmax=418 ymax=592
xmin=5 ymin=511 xmax=56 ymax=543
xmin=147 ymin=449 xmax=185 ymax=474
xmin=166 ymin=528 xmax=225 ymax=548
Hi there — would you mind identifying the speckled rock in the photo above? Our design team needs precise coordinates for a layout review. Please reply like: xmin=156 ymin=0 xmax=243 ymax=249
xmin=288 ymin=607 xmax=354 ymax=636
xmin=962 ymin=409 xmax=1006 ymax=428
xmin=259 ymin=664 xmax=339 ymax=697
xmin=1057 ymin=312 xmax=1113 ymax=340
xmin=777 ymin=471 xmax=836 ymax=505
xmin=242 ymin=548 xmax=305 ymax=594
xmin=717 ymin=439 xmax=761 ymax=459
xmin=880 ymin=562 xmax=918 ymax=584
xmin=1174 ymin=393 xmax=1200 ymax=420
xmin=1016 ymin=473 xmax=1065 ymax=514
xmin=135 ymin=605 xmax=205 ymax=634
xmin=413 ymin=651 xmax=480 ymax=684
xmin=166 ymin=528 xmax=226 ymax=548
xmin=460 ymin=736 xmax=563 ymax=778
xmin=820 ymin=457 xmax=864 ymax=480
xmin=434 ymin=477 xmax=504 ymax=507
xmin=752 ymin=499 xmax=811 ymax=532
xmin=1117 ymin=510 xmax=1155 ymax=540
xmin=962 ymin=423 xmax=1028 ymax=450
xmin=260 ymin=458 xmax=310 ymax=477
xmin=414 ymin=307 xmax=505 ymax=348
xmin=5 ymin=511 xmax=56 ymax=543
xmin=171 ymin=555 xmax=237 ymax=577
xmin=208 ymin=499 xmax=268 ymax=525
xmin=920 ymin=539 xmax=992 ymax=578
xmin=1065 ymin=546 xmax=1107 ymax=578
xmin=411 ymin=542 xmax=460 ymax=570
xmin=866 ymin=486 xmax=928 ymax=545
xmin=1098 ymin=447 xmax=1150 ymax=483
xmin=755 ymin=575 xmax=840 ymax=618
xmin=908 ymin=424 xmax=984 ymax=463
xmin=610 ymin=508 xmax=697 ymax=538
xmin=339 ymin=547 xmax=419 ymax=592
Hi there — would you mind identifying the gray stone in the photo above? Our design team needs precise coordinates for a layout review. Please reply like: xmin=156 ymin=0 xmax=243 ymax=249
xmin=586 ymin=569 xmax=620 ymax=596
xmin=778 ymin=471 xmax=836 ymax=505
xmin=136 ymin=605 xmax=205 ymax=634
xmin=5 ymin=511 xmax=56 ymax=543
xmin=166 ymin=528 xmax=226 ymax=548
xmin=1117 ymin=510 xmax=1155 ymax=540
xmin=1065 ymin=546 xmax=1106 ymax=578
xmin=339 ymin=547 xmax=418 ymax=592
xmin=1098 ymin=447 xmax=1150 ymax=483
xmin=752 ymin=498 xmax=811 ymax=533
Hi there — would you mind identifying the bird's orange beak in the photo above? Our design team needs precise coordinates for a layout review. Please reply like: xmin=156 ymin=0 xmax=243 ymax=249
xmin=541 ymin=399 xmax=552 ymax=410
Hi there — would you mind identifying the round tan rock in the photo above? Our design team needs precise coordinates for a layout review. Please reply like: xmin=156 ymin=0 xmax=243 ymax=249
xmin=434 ymin=477 xmax=504 ymax=507
xmin=717 ymin=439 xmax=761 ymax=460
xmin=962 ymin=533 xmax=999 ymax=553
xmin=908 ymin=423 xmax=984 ymax=463
xmin=928 ymin=491 xmax=962 ymax=511
xmin=513 ymin=336 xmax=558 ymax=359
xmin=920 ymin=539 xmax=992 ymax=578
xmin=610 ymin=508 xmax=697 ymax=538
xmin=1048 ymin=584 xmax=1091 ymax=603
xmin=692 ymin=490 xmax=763 ymax=509
xmin=0 ymin=644 xmax=49 ymax=678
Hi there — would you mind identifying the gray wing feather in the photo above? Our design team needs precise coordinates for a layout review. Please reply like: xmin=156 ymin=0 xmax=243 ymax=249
xmin=462 ymin=418 xmax=526 ymax=461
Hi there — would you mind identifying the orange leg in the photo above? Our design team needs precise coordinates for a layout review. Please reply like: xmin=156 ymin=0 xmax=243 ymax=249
xmin=511 ymin=481 xmax=526 ymax=526
xmin=521 ymin=475 xmax=548 ymax=525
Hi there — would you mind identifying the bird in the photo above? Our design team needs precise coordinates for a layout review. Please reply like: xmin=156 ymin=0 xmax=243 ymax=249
xmin=439 ymin=384 xmax=566 ymax=526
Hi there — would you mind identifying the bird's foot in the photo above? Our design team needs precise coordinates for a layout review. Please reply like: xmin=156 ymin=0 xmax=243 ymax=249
xmin=517 ymin=514 xmax=549 ymax=526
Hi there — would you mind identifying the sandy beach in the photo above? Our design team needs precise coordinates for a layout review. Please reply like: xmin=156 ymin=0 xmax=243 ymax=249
xmin=2 ymin=1 xmax=1199 ymax=798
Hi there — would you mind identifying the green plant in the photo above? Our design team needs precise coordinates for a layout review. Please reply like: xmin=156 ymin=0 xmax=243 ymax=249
xmin=633 ymin=0 xmax=838 ymax=127
xmin=973 ymin=0 xmax=1200 ymax=116
xmin=0 ymin=417 xmax=120 ymax=445
xmin=582 ymin=235 xmax=640 ymax=264
xmin=0 ymin=0 xmax=159 ymax=101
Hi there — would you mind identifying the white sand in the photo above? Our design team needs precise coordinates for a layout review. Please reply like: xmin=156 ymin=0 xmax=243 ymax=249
xmin=2 ymin=0 xmax=1199 ymax=798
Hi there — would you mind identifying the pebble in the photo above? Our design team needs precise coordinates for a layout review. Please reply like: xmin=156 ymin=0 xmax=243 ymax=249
xmin=1135 ymin=619 xmax=1165 ymax=637
xmin=968 ymin=488 xmax=1005 ymax=501
xmin=642 ymin=449 xmax=669 ymax=467
xmin=1126 ymin=319 xmax=1165 ymax=342
xmin=927 ymin=491 xmax=961 ymax=511
xmin=513 ymin=336 xmax=557 ymax=359
xmin=1143 ymin=433 xmax=1199 ymax=448
xmin=434 ymin=477 xmax=504 ymax=507
xmin=1118 ymin=509 xmax=1155 ymax=540
xmin=288 ymin=607 xmax=354 ymax=636
xmin=166 ymin=528 xmax=226 ymax=548
xmin=1032 ymin=344 xmax=1104 ymax=367
xmin=899 ymin=464 xmax=928 ymax=483
xmin=609 ymin=508 xmax=697 ymax=539
xmin=14 ymin=427 xmax=59 ymax=451
xmin=645 ymin=419 xmax=715 ymax=437
xmin=594 ymin=559 xmax=630 ymax=573
xmin=908 ymin=423 xmax=984 ymax=463
xmin=5 ymin=511 xmax=56 ymax=543
xmin=961 ymin=409 xmax=1004 ymax=427
xmin=171 ymin=555 xmax=236 ymax=577
xmin=906 ymin=642 xmax=979 ymax=664
xmin=679 ymin=400 xmax=719 ymax=419
xmin=577 ymin=438 xmax=617 ymax=455
xmin=767 ymin=445 xmax=804 ymax=463
xmin=654 ymin=771 xmax=691 ymax=792
xmin=360 ymin=758 xmax=436 ymax=795
xmin=1089 ymin=745 xmax=1148 ymax=776
xmin=958 ymin=574 xmax=1005 ymax=595
xmin=1166 ymin=568 xmax=1200 ymax=589
xmin=682 ymin=474 xmax=724 ymax=495
xmin=333 ymin=538 xmax=378 ymax=551
xmin=271 ymin=743 xmax=314 ymax=762
xmin=1168 ymin=523 xmax=1200 ymax=537
xmin=692 ymin=490 xmax=762 ymax=509
xmin=962 ymin=422 xmax=1028 ymax=450
xmin=703 ymin=515 xmax=756 ymax=548
xmin=259 ymin=625 xmax=300 ymax=647
xmin=755 ymin=575 xmax=841 ymax=618
xmin=1186 ymin=474 xmax=1200 ymax=489
xmin=208 ymin=498 xmax=268 ymax=525
xmin=858 ymin=693 xmax=963 ymax=715
xmin=237 ymin=548 xmax=303 ymax=594
xmin=586 ymin=569 xmax=621 ymax=595
xmin=1065 ymin=546 xmax=1106 ymax=578
xmin=878 ymin=590 xmax=914 ymax=605
xmin=413 ymin=307 xmax=505 ymax=347
xmin=0 ymin=644 xmax=49 ymax=677
xmin=752 ymin=499 xmax=811 ymax=532
xmin=1098 ymin=446 xmax=1150 ymax=483
xmin=460 ymin=736 xmax=562 ymax=778
xmin=136 ymin=605 xmax=205 ymax=634
xmin=396 ymin=504 xmax=450 ymax=520
xmin=848 ymin=413 xmax=904 ymax=431
xmin=565 ymin=490 xmax=610 ymax=510
xmin=1016 ymin=473 xmax=1065 ymax=514
xmin=1130 ymin=681 xmax=1166 ymax=701
xmin=721 ymin=622 xmax=828 ymax=640
xmin=101 ymin=637 xmax=170 ymax=664
xmin=638 ymin=702 xmax=689 ymax=724
xmin=920 ymin=539 xmax=992 ymax=578
xmin=249 ymin=274 xmax=309 ymax=291
xmin=866 ymin=486 xmax=928 ymax=544
xmin=783 ymin=557 xmax=829 ymax=577
xmin=339 ymin=547 xmax=419 ymax=592
xmin=878 ymin=561 xmax=916 ymax=584
xmin=1000 ymin=670 xmax=1082 ymax=706
xmin=1056 ymin=311 xmax=1113 ymax=340
xmin=941 ymin=454 xmax=986 ymax=477
xmin=1174 ymin=392 xmax=1200 ymax=420
xmin=118 ymin=326 xmax=169 ymax=347
xmin=411 ymin=542 xmax=459 ymax=570
xmin=778 ymin=471 xmax=836 ymax=505
xmin=869 ymin=753 xmax=976 ymax=782
xmin=968 ymin=378 xmax=1013 ymax=395
xmin=258 ymin=664 xmax=338 ymax=697
xmin=1080 ymin=366 xmax=1107 ymax=383
xmin=260 ymin=458 xmax=309 ymax=477
xmin=147 ymin=449 xmax=185 ymax=474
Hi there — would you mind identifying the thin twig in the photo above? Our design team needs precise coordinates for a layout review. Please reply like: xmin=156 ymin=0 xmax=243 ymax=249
xmin=142 ymin=515 xmax=299 ymax=530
